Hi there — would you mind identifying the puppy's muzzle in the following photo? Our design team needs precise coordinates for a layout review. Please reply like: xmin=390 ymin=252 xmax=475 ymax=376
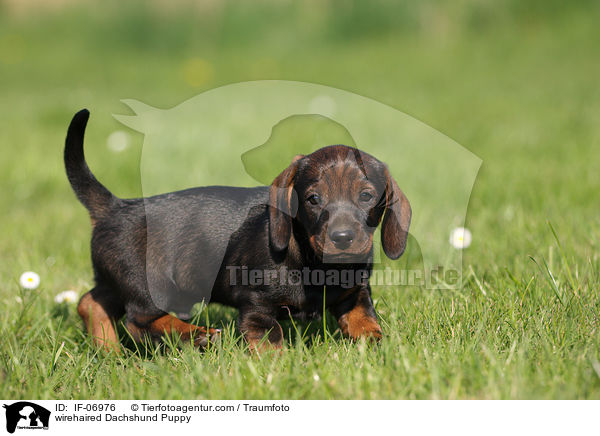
xmin=328 ymin=228 xmax=355 ymax=250
xmin=318 ymin=207 xmax=372 ymax=260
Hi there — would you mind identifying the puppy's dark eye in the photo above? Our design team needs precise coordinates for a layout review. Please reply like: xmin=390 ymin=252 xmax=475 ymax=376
xmin=307 ymin=194 xmax=321 ymax=205
xmin=359 ymin=191 xmax=374 ymax=202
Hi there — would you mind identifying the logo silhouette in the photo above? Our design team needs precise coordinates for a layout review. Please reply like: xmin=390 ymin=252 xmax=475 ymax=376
xmin=115 ymin=80 xmax=481 ymax=302
xmin=3 ymin=402 xmax=50 ymax=433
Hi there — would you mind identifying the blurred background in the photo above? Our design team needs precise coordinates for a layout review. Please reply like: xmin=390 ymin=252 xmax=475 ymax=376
xmin=0 ymin=0 xmax=599 ymax=291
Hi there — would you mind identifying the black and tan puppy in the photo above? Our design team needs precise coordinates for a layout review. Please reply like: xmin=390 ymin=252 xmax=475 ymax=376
xmin=65 ymin=109 xmax=411 ymax=351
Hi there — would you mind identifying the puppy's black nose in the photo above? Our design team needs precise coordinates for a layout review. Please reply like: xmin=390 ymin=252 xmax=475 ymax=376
xmin=329 ymin=229 xmax=355 ymax=249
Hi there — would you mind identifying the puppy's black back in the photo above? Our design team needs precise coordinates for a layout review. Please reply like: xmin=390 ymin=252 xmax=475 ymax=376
xmin=65 ymin=109 xmax=272 ymax=317
xmin=142 ymin=186 xmax=270 ymax=315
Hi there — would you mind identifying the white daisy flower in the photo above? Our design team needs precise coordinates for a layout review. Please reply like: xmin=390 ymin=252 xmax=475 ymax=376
xmin=54 ymin=290 xmax=79 ymax=304
xmin=449 ymin=227 xmax=472 ymax=249
xmin=313 ymin=373 xmax=320 ymax=382
xmin=107 ymin=130 xmax=130 ymax=152
xmin=19 ymin=271 xmax=40 ymax=289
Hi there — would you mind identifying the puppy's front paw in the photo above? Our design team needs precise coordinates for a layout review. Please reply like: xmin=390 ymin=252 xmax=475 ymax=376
xmin=338 ymin=312 xmax=382 ymax=342
xmin=239 ymin=312 xmax=284 ymax=352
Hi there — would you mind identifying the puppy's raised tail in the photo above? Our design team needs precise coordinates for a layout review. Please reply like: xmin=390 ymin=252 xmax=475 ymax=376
xmin=64 ymin=109 xmax=117 ymax=220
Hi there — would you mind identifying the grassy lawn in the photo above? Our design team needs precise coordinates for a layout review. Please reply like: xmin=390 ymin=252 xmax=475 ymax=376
xmin=1 ymin=1 xmax=599 ymax=399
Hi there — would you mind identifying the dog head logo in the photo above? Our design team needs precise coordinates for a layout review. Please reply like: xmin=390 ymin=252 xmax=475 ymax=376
xmin=114 ymin=80 xmax=481 ymax=315
xmin=3 ymin=402 xmax=50 ymax=433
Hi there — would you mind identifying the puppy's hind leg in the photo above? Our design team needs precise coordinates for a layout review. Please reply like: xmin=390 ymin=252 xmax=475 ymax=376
xmin=77 ymin=286 xmax=125 ymax=352
xmin=125 ymin=313 xmax=221 ymax=349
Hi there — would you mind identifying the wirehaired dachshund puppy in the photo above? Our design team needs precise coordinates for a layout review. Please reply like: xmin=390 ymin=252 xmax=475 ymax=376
xmin=65 ymin=109 xmax=411 ymax=351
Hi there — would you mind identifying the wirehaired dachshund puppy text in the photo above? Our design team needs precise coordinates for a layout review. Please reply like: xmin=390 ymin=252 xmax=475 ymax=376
xmin=65 ymin=109 xmax=411 ymax=351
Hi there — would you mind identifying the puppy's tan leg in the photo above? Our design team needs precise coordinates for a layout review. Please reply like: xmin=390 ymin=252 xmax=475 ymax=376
xmin=77 ymin=289 xmax=123 ymax=352
xmin=127 ymin=314 xmax=220 ymax=348
xmin=334 ymin=287 xmax=382 ymax=341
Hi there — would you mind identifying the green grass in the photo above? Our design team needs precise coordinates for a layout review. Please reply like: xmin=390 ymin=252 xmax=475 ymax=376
xmin=1 ymin=1 xmax=600 ymax=399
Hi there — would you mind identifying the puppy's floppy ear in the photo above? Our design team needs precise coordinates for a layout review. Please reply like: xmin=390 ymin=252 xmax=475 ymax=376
xmin=269 ymin=156 xmax=303 ymax=252
xmin=381 ymin=166 xmax=412 ymax=259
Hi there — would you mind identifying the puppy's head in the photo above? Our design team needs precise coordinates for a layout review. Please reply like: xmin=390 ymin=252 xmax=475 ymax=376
xmin=269 ymin=145 xmax=411 ymax=262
